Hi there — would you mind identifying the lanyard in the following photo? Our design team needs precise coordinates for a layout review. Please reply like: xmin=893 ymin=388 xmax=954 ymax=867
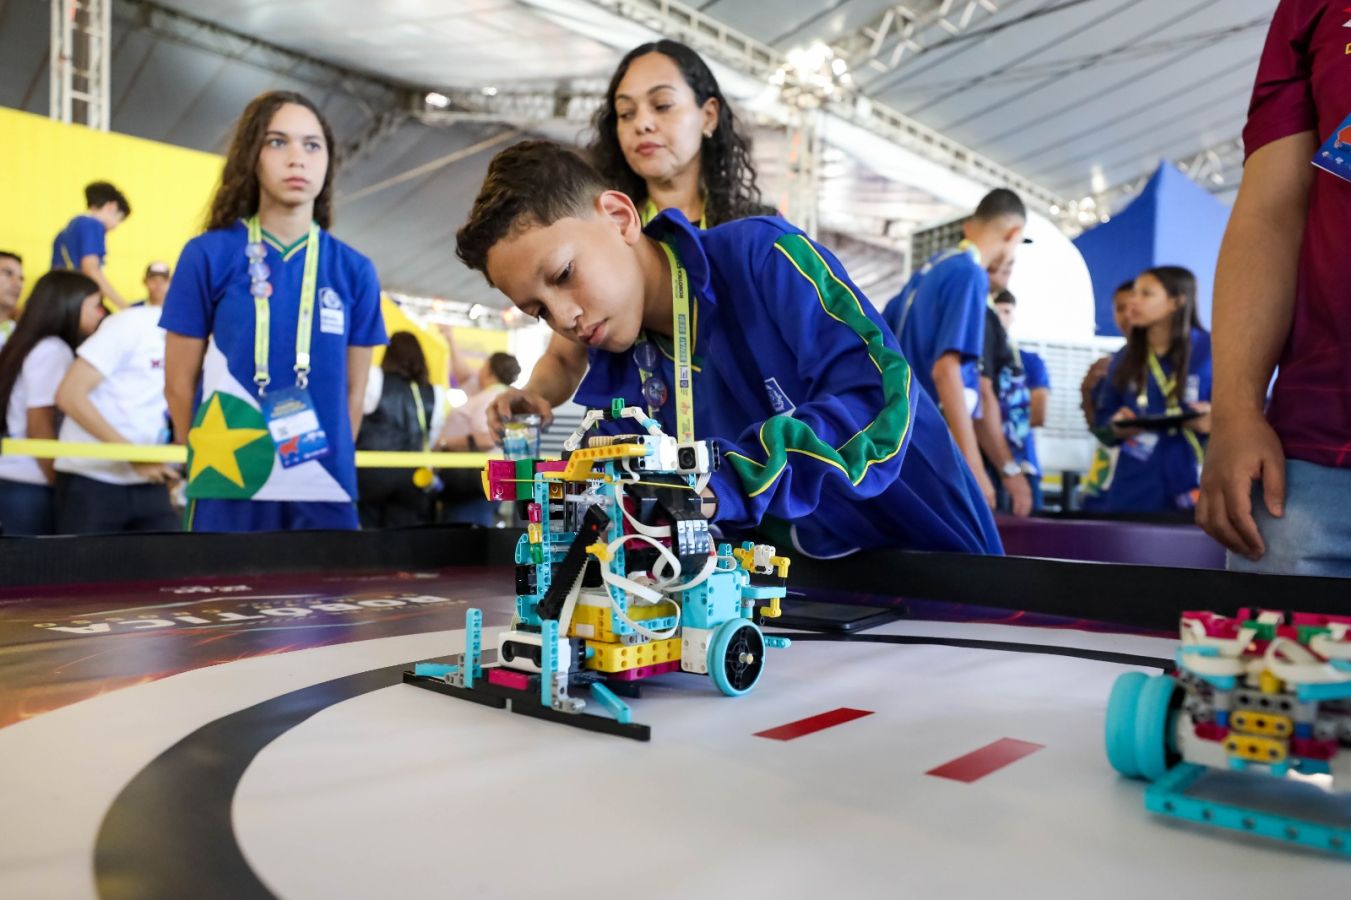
xmin=1138 ymin=352 xmax=1177 ymax=412
xmin=409 ymin=383 xmax=429 ymax=451
xmin=634 ymin=244 xmax=696 ymax=443
xmin=641 ymin=198 xmax=707 ymax=230
xmin=246 ymin=216 xmax=320 ymax=395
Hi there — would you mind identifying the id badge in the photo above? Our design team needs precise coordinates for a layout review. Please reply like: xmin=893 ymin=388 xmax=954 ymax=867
xmin=260 ymin=386 xmax=330 ymax=468
xmin=1313 ymin=114 xmax=1351 ymax=182
xmin=1121 ymin=431 xmax=1159 ymax=463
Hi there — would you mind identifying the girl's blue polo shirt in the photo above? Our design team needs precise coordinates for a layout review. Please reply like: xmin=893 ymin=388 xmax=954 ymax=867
xmin=1093 ymin=329 xmax=1212 ymax=512
xmin=160 ymin=222 xmax=387 ymax=504
xmin=575 ymin=210 xmax=1001 ymax=557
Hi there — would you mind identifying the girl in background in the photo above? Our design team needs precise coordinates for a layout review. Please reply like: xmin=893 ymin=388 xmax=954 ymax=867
xmin=161 ymin=90 xmax=387 ymax=533
xmin=1094 ymin=266 xmax=1211 ymax=512
xmin=0 ymin=271 xmax=105 ymax=534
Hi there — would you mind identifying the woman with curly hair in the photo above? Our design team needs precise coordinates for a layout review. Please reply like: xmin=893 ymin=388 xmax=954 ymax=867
xmin=488 ymin=40 xmax=772 ymax=435
xmin=160 ymin=90 xmax=387 ymax=533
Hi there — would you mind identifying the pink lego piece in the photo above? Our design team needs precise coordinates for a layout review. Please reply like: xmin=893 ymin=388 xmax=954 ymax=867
xmin=528 ymin=503 xmax=542 ymax=523
xmin=536 ymin=460 xmax=568 ymax=473
xmin=486 ymin=460 xmax=518 ymax=500
xmin=1291 ymin=737 xmax=1339 ymax=761
xmin=1193 ymin=722 xmax=1229 ymax=742
xmin=606 ymin=660 xmax=682 ymax=682
xmin=488 ymin=667 xmax=531 ymax=691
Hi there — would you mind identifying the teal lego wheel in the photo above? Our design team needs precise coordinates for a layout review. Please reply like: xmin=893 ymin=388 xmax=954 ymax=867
xmin=1105 ymin=671 xmax=1147 ymax=778
xmin=1134 ymin=674 xmax=1180 ymax=782
xmin=708 ymin=619 xmax=765 ymax=697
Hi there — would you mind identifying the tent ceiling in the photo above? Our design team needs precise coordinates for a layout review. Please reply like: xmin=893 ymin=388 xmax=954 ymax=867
xmin=1 ymin=0 xmax=1271 ymax=301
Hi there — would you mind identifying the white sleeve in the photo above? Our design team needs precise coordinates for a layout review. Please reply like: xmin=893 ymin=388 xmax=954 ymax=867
xmin=76 ymin=309 xmax=135 ymax=378
xmin=362 ymin=367 xmax=383 ymax=416
xmin=22 ymin=338 xmax=76 ymax=408
xmin=429 ymin=385 xmax=449 ymax=438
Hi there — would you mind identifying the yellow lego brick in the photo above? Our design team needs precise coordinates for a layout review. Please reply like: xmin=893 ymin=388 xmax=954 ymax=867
xmin=1231 ymin=710 xmax=1293 ymax=737
xmin=528 ymin=523 xmax=542 ymax=544
xmin=1258 ymin=669 xmax=1283 ymax=695
xmin=585 ymin=637 xmax=681 ymax=673
xmin=1225 ymin=733 xmax=1288 ymax=764
xmin=568 ymin=604 xmax=671 ymax=642
xmin=562 ymin=444 xmax=648 ymax=480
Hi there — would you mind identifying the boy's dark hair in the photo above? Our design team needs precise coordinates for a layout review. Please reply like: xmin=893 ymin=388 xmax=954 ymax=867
xmin=85 ymin=181 xmax=130 ymax=217
xmin=0 ymin=271 xmax=98 ymax=436
xmin=1112 ymin=265 xmax=1198 ymax=403
xmin=207 ymin=90 xmax=338 ymax=232
xmin=1114 ymin=279 xmax=1136 ymax=295
xmin=973 ymin=188 xmax=1026 ymax=223
xmin=456 ymin=140 xmax=611 ymax=278
xmin=487 ymin=352 xmax=521 ymax=386
xmin=0 ymin=251 xmax=21 ymax=265
xmin=589 ymin=40 xmax=769 ymax=225
xmin=993 ymin=289 xmax=1016 ymax=306
xmin=381 ymin=332 xmax=430 ymax=387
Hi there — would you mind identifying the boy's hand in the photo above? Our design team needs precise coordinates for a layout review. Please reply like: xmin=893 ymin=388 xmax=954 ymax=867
xmin=486 ymin=388 xmax=554 ymax=442
xmin=132 ymin=462 xmax=181 ymax=484
xmin=974 ymin=467 xmax=997 ymax=510
xmin=1197 ymin=411 xmax=1285 ymax=560
xmin=1003 ymin=472 xmax=1033 ymax=517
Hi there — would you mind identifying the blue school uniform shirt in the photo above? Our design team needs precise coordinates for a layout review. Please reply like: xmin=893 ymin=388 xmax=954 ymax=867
xmin=159 ymin=221 xmax=387 ymax=502
xmin=1093 ymin=329 xmax=1212 ymax=512
xmin=51 ymin=215 xmax=106 ymax=270
xmin=575 ymin=210 xmax=1001 ymax=558
xmin=1013 ymin=348 xmax=1049 ymax=475
xmin=881 ymin=244 xmax=987 ymax=414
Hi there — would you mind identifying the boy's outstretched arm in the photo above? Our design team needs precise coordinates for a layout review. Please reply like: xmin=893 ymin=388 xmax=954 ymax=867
xmin=706 ymin=232 xmax=915 ymax=530
xmin=79 ymin=256 xmax=129 ymax=309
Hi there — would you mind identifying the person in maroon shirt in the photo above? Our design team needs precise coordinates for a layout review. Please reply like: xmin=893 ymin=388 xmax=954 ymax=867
xmin=1200 ymin=0 xmax=1351 ymax=575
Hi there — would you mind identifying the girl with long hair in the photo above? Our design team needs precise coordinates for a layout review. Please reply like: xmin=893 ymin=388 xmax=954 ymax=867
xmin=161 ymin=90 xmax=387 ymax=533
xmin=0 ymin=271 xmax=105 ymax=533
xmin=1093 ymin=265 xmax=1212 ymax=512
xmin=487 ymin=39 xmax=772 ymax=434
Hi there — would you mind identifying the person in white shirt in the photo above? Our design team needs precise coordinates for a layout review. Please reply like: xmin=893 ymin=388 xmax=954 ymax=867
xmin=0 ymin=271 xmax=106 ymax=534
xmin=435 ymin=351 xmax=521 ymax=525
xmin=54 ymin=262 xmax=180 ymax=533
xmin=0 ymin=251 xmax=23 ymax=350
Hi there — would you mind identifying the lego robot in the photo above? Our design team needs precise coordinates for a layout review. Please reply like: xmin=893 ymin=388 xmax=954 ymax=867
xmin=1105 ymin=609 xmax=1351 ymax=855
xmin=405 ymin=401 xmax=791 ymax=740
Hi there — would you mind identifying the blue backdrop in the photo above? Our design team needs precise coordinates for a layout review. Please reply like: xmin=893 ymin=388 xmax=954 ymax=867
xmin=1073 ymin=163 xmax=1230 ymax=336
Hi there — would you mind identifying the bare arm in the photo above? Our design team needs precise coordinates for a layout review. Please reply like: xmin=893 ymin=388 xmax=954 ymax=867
xmin=1197 ymin=132 xmax=1314 ymax=559
xmin=1030 ymin=387 xmax=1049 ymax=428
xmin=79 ymin=256 xmax=129 ymax=309
xmin=973 ymin=375 xmax=1031 ymax=516
xmin=347 ymin=346 xmax=375 ymax=440
xmin=26 ymin=407 xmax=58 ymax=484
xmin=932 ymin=352 xmax=995 ymax=508
xmin=485 ymin=333 xmax=589 ymax=437
xmin=438 ymin=325 xmax=477 ymax=386
xmin=56 ymin=359 xmax=124 ymax=444
xmin=165 ymin=334 xmax=206 ymax=443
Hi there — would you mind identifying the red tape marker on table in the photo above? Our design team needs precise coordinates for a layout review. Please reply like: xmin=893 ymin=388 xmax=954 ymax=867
xmin=754 ymin=707 xmax=874 ymax=741
xmin=926 ymin=737 xmax=1044 ymax=783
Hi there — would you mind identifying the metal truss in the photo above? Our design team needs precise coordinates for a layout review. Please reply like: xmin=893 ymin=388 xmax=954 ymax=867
xmin=1063 ymin=135 xmax=1244 ymax=234
xmin=51 ymin=0 xmax=112 ymax=129
xmin=834 ymin=1 xmax=1003 ymax=75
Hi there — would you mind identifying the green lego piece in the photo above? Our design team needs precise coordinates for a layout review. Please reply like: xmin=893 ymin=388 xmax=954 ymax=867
xmin=611 ymin=398 xmax=624 ymax=419
xmin=515 ymin=458 xmax=535 ymax=486
xmin=1298 ymin=625 xmax=1331 ymax=645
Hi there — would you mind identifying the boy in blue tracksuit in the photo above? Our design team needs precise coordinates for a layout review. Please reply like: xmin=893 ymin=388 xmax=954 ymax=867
xmin=882 ymin=190 xmax=1029 ymax=511
xmin=454 ymin=141 xmax=1000 ymax=557
xmin=51 ymin=181 xmax=133 ymax=310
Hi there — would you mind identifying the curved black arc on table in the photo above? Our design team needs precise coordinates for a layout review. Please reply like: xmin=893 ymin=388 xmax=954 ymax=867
xmin=93 ymin=641 xmax=1172 ymax=899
